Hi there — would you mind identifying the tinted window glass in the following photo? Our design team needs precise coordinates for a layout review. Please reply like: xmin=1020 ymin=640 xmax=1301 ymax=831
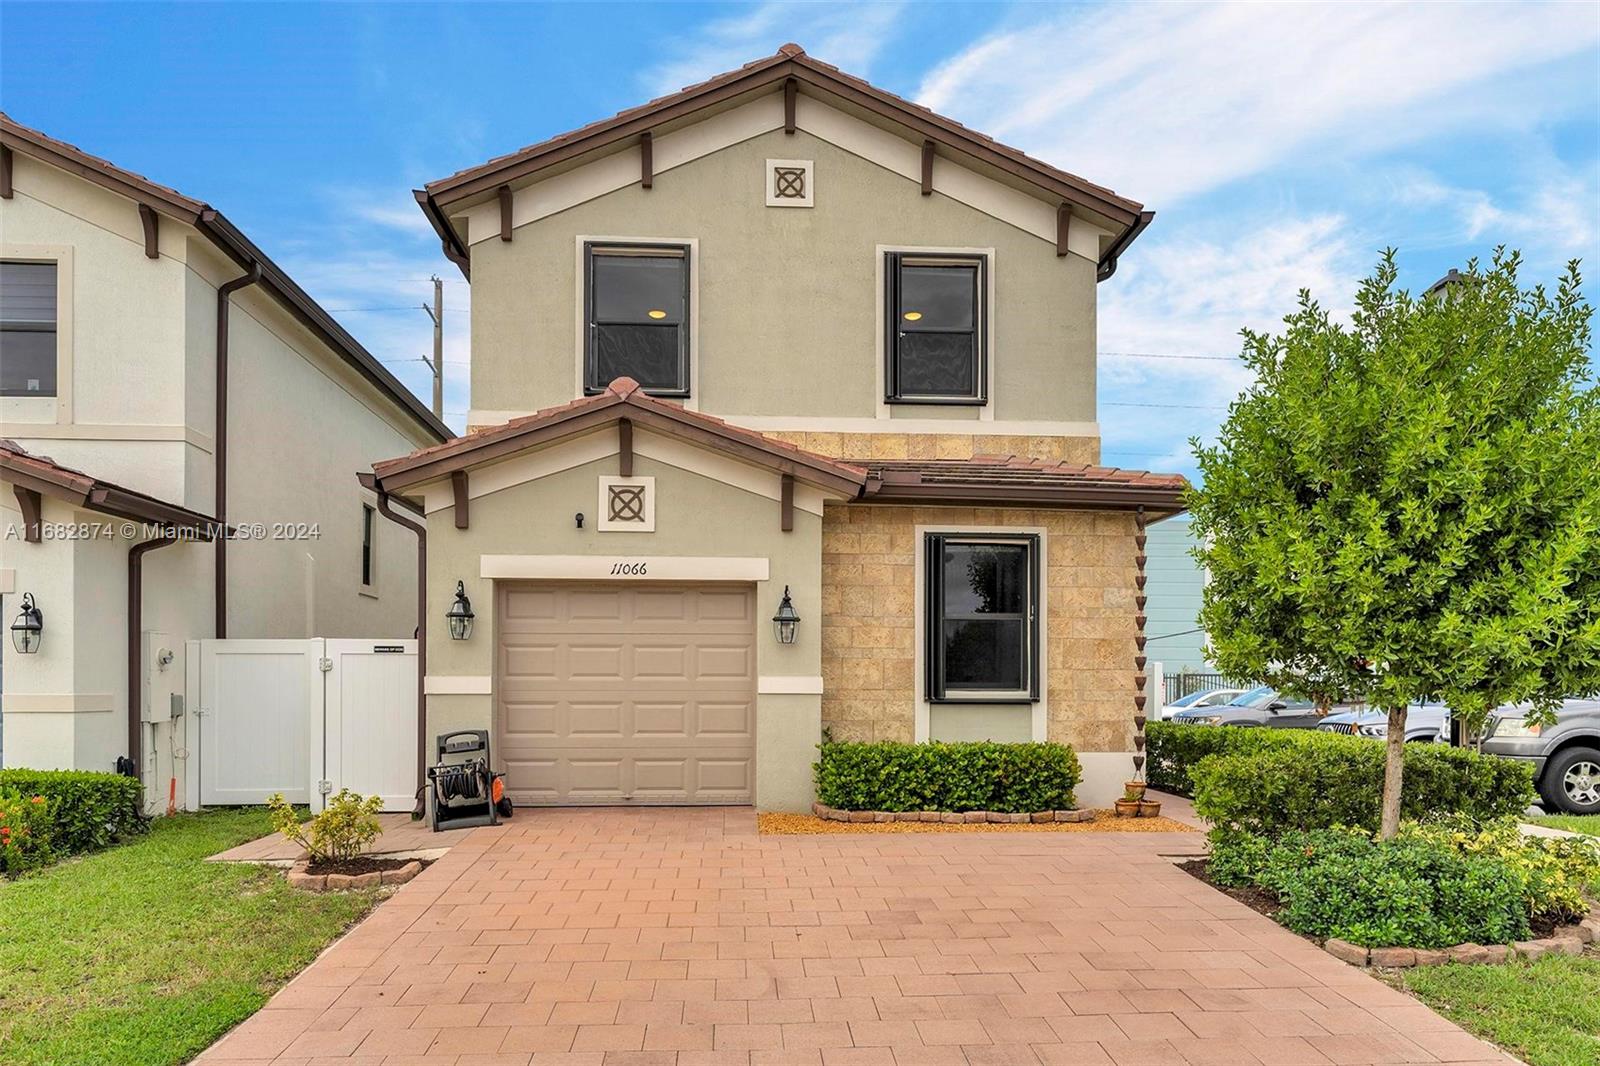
xmin=931 ymin=539 xmax=1033 ymax=696
xmin=585 ymin=247 xmax=688 ymax=394
xmin=888 ymin=255 xmax=984 ymax=402
xmin=0 ymin=261 xmax=57 ymax=398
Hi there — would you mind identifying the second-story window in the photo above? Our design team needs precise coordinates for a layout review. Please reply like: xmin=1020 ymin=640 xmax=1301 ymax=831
xmin=584 ymin=243 xmax=689 ymax=396
xmin=0 ymin=260 xmax=58 ymax=398
xmin=885 ymin=252 xmax=986 ymax=404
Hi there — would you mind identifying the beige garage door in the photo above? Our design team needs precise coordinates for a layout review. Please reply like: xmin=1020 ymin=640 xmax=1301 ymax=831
xmin=496 ymin=583 xmax=756 ymax=805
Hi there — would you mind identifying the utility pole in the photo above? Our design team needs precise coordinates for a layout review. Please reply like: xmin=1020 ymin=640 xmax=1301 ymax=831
xmin=420 ymin=276 xmax=443 ymax=420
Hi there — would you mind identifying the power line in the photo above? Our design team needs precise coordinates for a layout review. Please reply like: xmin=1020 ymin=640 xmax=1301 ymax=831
xmin=1103 ymin=401 xmax=1228 ymax=410
xmin=1100 ymin=350 xmax=1240 ymax=362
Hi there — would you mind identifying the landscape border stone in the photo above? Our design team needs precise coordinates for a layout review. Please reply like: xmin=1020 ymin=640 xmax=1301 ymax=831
xmin=810 ymin=803 xmax=1094 ymax=825
xmin=1330 ymin=926 xmax=1595 ymax=969
xmin=286 ymin=857 xmax=421 ymax=892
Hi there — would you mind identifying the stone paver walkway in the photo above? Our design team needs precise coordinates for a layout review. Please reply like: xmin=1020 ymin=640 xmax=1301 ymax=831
xmin=198 ymin=808 xmax=1515 ymax=1066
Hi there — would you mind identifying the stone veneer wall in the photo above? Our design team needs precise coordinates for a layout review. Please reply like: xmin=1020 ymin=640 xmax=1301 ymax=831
xmin=820 ymin=502 xmax=1138 ymax=752
xmin=764 ymin=431 xmax=1099 ymax=465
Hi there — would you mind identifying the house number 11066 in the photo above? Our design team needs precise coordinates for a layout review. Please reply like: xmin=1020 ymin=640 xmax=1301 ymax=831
xmin=609 ymin=562 xmax=648 ymax=575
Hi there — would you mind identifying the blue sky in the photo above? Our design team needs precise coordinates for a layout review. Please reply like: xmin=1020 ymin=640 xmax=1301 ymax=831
xmin=3 ymin=1 xmax=1596 ymax=477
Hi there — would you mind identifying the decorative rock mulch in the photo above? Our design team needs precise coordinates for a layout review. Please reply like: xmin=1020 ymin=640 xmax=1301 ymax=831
xmin=286 ymin=857 xmax=423 ymax=892
xmin=812 ymin=802 xmax=1094 ymax=824
xmin=1325 ymin=912 xmax=1600 ymax=968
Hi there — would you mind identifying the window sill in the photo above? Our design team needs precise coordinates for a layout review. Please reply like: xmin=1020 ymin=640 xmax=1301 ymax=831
xmin=884 ymin=397 xmax=988 ymax=407
xmin=926 ymin=694 xmax=1038 ymax=705
xmin=359 ymin=586 xmax=379 ymax=601
xmin=583 ymin=386 xmax=691 ymax=399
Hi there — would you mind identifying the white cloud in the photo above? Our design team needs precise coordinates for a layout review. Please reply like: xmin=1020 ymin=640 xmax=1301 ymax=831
xmin=1096 ymin=213 xmax=1367 ymax=472
xmin=916 ymin=1 xmax=1600 ymax=206
xmin=644 ymin=1 xmax=903 ymax=96
xmin=1388 ymin=163 xmax=1599 ymax=263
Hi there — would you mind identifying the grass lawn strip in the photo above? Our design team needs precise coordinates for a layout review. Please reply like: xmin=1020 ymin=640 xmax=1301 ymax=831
xmin=759 ymin=809 xmax=1197 ymax=834
xmin=1383 ymin=949 xmax=1600 ymax=1066
xmin=0 ymin=808 xmax=379 ymax=1066
xmin=1526 ymin=813 xmax=1600 ymax=836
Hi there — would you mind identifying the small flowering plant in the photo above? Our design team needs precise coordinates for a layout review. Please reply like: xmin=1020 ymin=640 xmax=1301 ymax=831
xmin=0 ymin=788 xmax=55 ymax=876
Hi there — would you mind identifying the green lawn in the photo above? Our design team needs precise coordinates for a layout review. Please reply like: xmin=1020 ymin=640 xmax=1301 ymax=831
xmin=0 ymin=808 xmax=379 ymax=1066
xmin=1526 ymin=813 xmax=1600 ymax=836
xmin=1388 ymin=951 xmax=1600 ymax=1066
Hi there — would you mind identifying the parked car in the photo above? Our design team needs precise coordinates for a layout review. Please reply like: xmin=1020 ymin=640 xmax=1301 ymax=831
xmin=1481 ymin=699 xmax=1600 ymax=815
xmin=1161 ymin=688 xmax=1246 ymax=720
xmin=1317 ymin=703 xmax=1448 ymax=743
xmin=1170 ymin=685 xmax=1328 ymax=729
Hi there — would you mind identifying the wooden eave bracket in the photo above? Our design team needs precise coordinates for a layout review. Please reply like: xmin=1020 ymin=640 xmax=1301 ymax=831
xmin=920 ymin=140 xmax=935 ymax=196
xmin=640 ymin=131 xmax=653 ymax=189
xmin=13 ymin=484 xmax=41 ymax=542
xmin=451 ymin=470 xmax=469 ymax=529
xmin=780 ymin=473 xmax=795 ymax=532
xmin=498 ymin=184 xmax=513 ymax=241
xmin=0 ymin=144 xmax=13 ymax=199
xmin=1056 ymin=204 xmax=1072 ymax=258
xmin=618 ymin=418 xmax=633 ymax=477
xmin=139 ymin=204 xmax=159 ymax=259
xmin=784 ymin=78 xmax=798 ymax=134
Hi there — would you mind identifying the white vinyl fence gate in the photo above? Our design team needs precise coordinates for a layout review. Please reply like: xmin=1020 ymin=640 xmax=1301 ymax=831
xmin=188 ymin=638 xmax=417 ymax=812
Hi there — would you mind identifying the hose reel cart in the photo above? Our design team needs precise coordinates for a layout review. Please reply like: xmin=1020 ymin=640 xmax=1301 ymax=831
xmin=427 ymin=730 xmax=509 ymax=831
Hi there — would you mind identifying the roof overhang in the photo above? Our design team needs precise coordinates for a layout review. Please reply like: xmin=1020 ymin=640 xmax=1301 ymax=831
xmin=860 ymin=461 xmax=1188 ymax=517
xmin=2 ymin=441 xmax=223 ymax=538
xmin=417 ymin=45 xmax=1151 ymax=282
xmin=0 ymin=114 xmax=452 ymax=444
xmin=371 ymin=378 xmax=868 ymax=499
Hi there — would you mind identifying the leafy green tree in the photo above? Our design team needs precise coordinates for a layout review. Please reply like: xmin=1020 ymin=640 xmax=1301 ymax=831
xmin=1190 ymin=250 xmax=1599 ymax=837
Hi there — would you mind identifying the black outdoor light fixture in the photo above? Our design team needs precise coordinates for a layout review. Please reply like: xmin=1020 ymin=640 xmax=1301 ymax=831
xmin=10 ymin=592 xmax=43 ymax=654
xmin=446 ymin=581 xmax=475 ymax=641
xmin=772 ymin=585 xmax=800 ymax=645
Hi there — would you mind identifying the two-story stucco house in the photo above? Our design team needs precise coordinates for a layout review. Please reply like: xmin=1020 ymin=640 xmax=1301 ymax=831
xmin=0 ymin=116 xmax=451 ymax=807
xmin=371 ymin=45 xmax=1185 ymax=811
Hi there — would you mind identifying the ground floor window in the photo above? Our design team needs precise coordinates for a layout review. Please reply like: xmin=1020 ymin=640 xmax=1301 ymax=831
xmin=924 ymin=532 xmax=1039 ymax=701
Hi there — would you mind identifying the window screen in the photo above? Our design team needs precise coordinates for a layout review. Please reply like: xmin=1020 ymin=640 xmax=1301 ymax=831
xmin=1 ymin=261 xmax=57 ymax=397
xmin=584 ymin=244 xmax=689 ymax=395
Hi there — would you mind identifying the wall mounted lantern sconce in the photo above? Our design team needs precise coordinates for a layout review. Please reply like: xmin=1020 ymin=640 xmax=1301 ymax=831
xmin=10 ymin=592 xmax=43 ymax=654
xmin=446 ymin=581 xmax=475 ymax=641
xmin=772 ymin=585 xmax=800 ymax=645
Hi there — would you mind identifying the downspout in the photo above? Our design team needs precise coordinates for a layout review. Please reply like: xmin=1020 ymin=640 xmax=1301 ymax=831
xmin=214 ymin=263 xmax=261 ymax=639
xmin=128 ymin=536 xmax=178 ymax=778
xmin=363 ymin=473 xmax=428 ymax=814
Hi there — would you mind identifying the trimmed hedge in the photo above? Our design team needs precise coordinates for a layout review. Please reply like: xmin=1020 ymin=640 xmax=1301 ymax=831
xmin=815 ymin=741 xmax=1081 ymax=813
xmin=0 ymin=769 xmax=145 ymax=855
xmin=1189 ymin=731 xmax=1536 ymax=836
xmin=1146 ymin=720 xmax=1309 ymax=794
xmin=1210 ymin=826 xmax=1530 ymax=948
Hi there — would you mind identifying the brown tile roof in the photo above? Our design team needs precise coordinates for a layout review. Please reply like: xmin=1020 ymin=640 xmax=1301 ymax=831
xmin=854 ymin=454 xmax=1188 ymax=513
xmin=372 ymin=377 xmax=868 ymax=494
xmin=416 ymin=44 xmax=1152 ymax=280
xmin=1 ymin=439 xmax=221 ymax=534
xmin=0 ymin=113 xmax=451 ymax=443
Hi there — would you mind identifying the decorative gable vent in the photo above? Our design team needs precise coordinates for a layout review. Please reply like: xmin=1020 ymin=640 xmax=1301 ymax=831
xmin=766 ymin=159 xmax=813 ymax=208
xmin=598 ymin=476 xmax=655 ymax=532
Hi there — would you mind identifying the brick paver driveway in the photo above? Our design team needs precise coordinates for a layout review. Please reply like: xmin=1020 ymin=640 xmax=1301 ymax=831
xmin=198 ymin=809 xmax=1514 ymax=1066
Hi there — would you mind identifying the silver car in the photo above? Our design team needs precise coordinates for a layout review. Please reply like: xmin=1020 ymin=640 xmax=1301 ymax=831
xmin=1482 ymin=699 xmax=1600 ymax=815
xmin=1317 ymin=703 xmax=1448 ymax=743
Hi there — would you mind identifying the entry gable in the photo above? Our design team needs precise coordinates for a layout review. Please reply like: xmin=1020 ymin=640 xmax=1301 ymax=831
xmin=371 ymin=376 xmax=868 ymax=502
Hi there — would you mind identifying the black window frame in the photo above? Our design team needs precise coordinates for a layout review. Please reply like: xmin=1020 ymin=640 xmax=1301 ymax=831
xmin=885 ymin=251 xmax=987 ymax=405
xmin=360 ymin=503 xmax=376 ymax=589
xmin=924 ymin=532 xmax=1040 ymax=703
xmin=583 ymin=241 xmax=691 ymax=398
xmin=0 ymin=258 xmax=60 ymax=399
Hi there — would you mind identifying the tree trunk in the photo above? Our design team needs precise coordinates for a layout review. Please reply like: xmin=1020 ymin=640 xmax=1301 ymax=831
xmin=1315 ymin=693 xmax=1332 ymax=718
xmin=1378 ymin=704 xmax=1408 ymax=840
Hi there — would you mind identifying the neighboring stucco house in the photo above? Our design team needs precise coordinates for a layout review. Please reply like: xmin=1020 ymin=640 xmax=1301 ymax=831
xmin=0 ymin=115 xmax=451 ymax=807
xmin=372 ymin=44 xmax=1186 ymax=811
xmin=1144 ymin=514 xmax=1213 ymax=683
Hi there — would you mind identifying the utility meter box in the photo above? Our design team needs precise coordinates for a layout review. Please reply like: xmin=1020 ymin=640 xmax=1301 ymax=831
xmin=142 ymin=631 xmax=182 ymax=723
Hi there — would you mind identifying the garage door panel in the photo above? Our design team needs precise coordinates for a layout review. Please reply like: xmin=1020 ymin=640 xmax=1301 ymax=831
xmin=697 ymin=644 xmax=755 ymax=679
xmin=697 ymin=700 xmax=755 ymax=737
xmin=497 ymin=583 xmax=756 ymax=806
xmin=502 ymin=699 xmax=560 ymax=738
xmin=568 ymin=643 xmax=625 ymax=679
xmin=502 ymin=642 xmax=559 ymax=679
xmin=634 ymin=644 xmax=690 ymax=680
xmin=568 ymin=700 xmax=625 ymax=738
